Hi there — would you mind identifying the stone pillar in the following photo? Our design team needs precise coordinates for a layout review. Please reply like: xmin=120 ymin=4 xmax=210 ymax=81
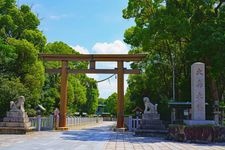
xmin=222 ymin=110 xmax=224 ymax=125
xmin=128 ymin=116 xmax=132 ymax=131
xmin=37 ymin=115 xmax=41 ymax=131
xmin=171 ymin=108 xmax=176 ymax=124
xmin=191 ymin=62 xmax=205 ymax=120
xmin=214 ymin=100 xmax=220 ymax=125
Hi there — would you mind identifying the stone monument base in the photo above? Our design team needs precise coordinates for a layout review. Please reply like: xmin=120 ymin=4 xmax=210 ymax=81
xmin=0 ymin=127 xmax=35 ymax=134
xmin=142 ymin=113 xmax=160 ymax=120
xmin=135 ymin=113 xmax=167 ymax=136
xmin=0 ymin=109 xmax=34 ymax=134
xmin=141 ymin=119 xmax=165 ymax=130
xmin=184 ymin=120 xmax=215 ymax=126
xmin=135 ymin=129 xmax=168 ymax=137
xmin=140 ymin=113 xmax=165 ymax=130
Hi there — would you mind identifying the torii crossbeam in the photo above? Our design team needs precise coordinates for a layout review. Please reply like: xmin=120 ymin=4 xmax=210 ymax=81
xmin=39 ymin=54 xmax=145 ymax=130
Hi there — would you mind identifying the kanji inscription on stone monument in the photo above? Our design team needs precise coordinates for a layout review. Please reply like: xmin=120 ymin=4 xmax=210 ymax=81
xmin=191 ymin=62 xmax=205 ymax=120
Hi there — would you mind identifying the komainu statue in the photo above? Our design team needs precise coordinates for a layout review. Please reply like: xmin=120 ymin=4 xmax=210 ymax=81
xmin=10 ymin=96 xmax=25 ymax=112
xmin=143 ymin=97 xmax=157 ymax=114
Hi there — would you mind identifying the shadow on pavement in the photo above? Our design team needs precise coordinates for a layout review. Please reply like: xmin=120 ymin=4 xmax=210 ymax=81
xmin=61 ymin=124 xmax=114 ymax=141
xmin=60 ymin=122 xmax=225 ymax=148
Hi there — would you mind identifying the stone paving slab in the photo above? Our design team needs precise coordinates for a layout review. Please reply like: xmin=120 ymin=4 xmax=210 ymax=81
xmin=0 ymin=121 xmax=225 ymax=150
xmin=105 ymin=132 xmax=225 ymax=150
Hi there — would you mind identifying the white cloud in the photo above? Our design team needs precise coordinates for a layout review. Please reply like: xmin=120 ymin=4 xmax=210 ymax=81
xmin=92 ymin=40 xmax=130 ymax=70
xmin=92 ymin=40 xmax=129 ymax=54
xmin=71 ymin=45 xmax=89 ymax=54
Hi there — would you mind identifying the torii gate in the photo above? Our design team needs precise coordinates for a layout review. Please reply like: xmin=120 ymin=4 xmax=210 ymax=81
xmin=39 ymin=54 xmax=145 ymax=130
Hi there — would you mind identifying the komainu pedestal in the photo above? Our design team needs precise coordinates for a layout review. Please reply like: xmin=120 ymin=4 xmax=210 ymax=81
xmin=141 ymin=113 xmax=165 ymax=130
xmin=135 ymin=97 xmax=167 ymax=136
xmin=0 ymin=96 xmax=33 ymax=134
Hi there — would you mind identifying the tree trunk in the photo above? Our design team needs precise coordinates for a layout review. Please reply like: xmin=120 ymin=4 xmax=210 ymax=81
xmin=210 ymin=78 xmax=219 ymax=101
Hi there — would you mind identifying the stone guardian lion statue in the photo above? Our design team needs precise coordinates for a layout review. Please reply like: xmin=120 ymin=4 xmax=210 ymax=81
xmin=143 ymin=97 xmax=158 ymax=114
xmin=10 ymin=96 xmax=25 ymax=112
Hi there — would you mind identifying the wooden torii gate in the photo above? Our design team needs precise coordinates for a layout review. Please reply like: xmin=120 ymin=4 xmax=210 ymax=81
xmin=39 ymin=54 xmax=145 ymax=130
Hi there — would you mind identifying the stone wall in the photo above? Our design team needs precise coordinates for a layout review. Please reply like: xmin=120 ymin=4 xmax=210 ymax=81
xmin=168 ymin=124 xmax=225 ymax=143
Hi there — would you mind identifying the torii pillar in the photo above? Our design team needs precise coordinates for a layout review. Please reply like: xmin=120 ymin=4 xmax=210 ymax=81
xmin=117 ymin=61 xmax=124 ymax=129
xmin=58 ymin=60 xmax=68 ymax=130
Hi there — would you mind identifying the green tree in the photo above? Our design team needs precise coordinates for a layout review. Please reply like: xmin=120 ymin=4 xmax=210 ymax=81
xmin=0 ymin=39 xmax=17 ymax=74
xmin=0 ymin=0 xmax=46 ymax=116
xmin=7 ymin=38 xmax=45 ymax=108
xmin=105 ymin=93 xmax=117 ymax=116
xmin=81 ymin=77 xmax=99 ymax=114
xmin=98 ymin=98 xmax=105 ymax=105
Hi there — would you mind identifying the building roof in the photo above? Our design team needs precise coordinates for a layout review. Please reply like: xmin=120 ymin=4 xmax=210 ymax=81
xmin=168 ymin=101 xmax=208 ymax=108
xmin=132 ymin=106 xmax=143 ymax=112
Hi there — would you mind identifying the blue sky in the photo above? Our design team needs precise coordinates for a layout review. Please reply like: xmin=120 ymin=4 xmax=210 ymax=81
xmin=18 ymin=0 xmax=134 ymax=98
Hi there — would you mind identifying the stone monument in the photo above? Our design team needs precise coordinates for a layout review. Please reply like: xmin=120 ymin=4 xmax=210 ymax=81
xmin=135 ymin=97 xmax=166 ymax=136
xmin=184 ymin=62 xmax=215 ymax=125
xmin=191 ymin=62 xmax=205 ymax=120
xmin=0 ymin=96 xmax=33 ymax=134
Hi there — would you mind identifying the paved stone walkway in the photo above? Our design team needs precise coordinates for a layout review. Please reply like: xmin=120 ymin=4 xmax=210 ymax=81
xmin=0 ymin=121 xmax=224 ymax=150
xmin=105 ymin=133 xmax=225 ymax=150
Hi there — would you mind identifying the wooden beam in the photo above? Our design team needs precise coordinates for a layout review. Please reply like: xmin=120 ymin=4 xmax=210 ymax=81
xmin=45 ymin=68 xmax=141 ymax=74
xmin=89 ymin=61 xmax=95 ymax=69
xmin=39 ymin=54 xmax=146 ymax=62
xmin=69 ymin=69 xmax=116 ymax=74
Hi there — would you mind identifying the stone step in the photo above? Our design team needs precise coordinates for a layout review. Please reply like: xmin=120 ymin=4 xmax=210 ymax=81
xmin=0 ymin=126 xmax=35 ymax=134
xmin=0 ymin=122 xmax=6 ymax=127
xmin=6 ymin=111 xmax=28 ymax=118
xmin=141 ymin=123 xmax=164 ymax=126
xmin=3 ymin=117 xmax=29 ymax=123
xmin=141 ymin=120 xmax=162 ymax=124
xmin=2 ymin=122 xmax=31 ymax=128
xmin=141 ymin=123 xmax=163 ymax=126
xmin=135 ymin=129 xmax=168 ymax=137
xmin=141 ymin=125 xmax=165 ymax=130
xmin=142 ymin=113 xmax=160 ymax=120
